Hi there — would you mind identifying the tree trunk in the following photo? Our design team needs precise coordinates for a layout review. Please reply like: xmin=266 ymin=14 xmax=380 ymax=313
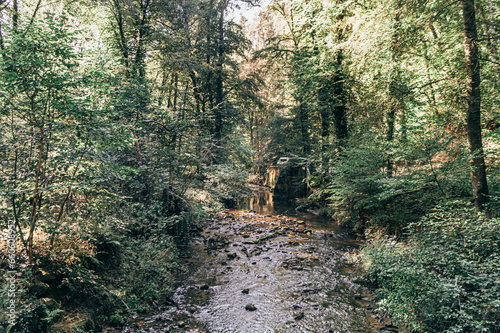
xmin=298 ymin=102 xmax=310 ymax=154
xmin=387 ymin=0 xmax=403 ymax=178
xmin=112 ymin=0 xmax=130 ymax=70
xmin=0 ymin=16 xmax=4 ymax=52
xmin=214 ymin=0 xmax=228 ymax=143
xmin=461 ymin=0 xmax=489 ymax=210
xmin=134 ymin=0 xmax=151 ymax=78
xmin=333 ymin=50 xmax=348 ymax=143
xmin=13 ymin=0 xmax=18 ymax=33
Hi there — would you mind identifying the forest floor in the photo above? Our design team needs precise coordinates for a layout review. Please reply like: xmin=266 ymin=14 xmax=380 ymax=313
xmin=112 ymin=201 xmax=408 ymax=333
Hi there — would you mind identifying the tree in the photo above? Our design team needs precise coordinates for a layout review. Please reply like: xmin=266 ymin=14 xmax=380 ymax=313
xmin=461 ymin=0 xmax=489 ymax=210
xmin=0 ymin=14 xmax=92 ymax=262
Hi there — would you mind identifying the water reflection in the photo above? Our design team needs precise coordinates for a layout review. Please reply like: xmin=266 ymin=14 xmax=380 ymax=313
xmin=237 ymin=190 xmax=275 ymax=215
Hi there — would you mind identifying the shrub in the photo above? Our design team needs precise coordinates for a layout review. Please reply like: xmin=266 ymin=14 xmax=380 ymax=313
xmin=361 ymin=201 xmax=500 ymax=332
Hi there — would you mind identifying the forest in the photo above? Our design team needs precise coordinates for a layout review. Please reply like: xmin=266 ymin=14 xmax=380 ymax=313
xmin=0 ymin=0 xmax=499 ymax=331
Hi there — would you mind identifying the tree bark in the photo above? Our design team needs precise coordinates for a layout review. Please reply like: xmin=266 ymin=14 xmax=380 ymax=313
xmin=461 ymin=0 xmax=489 ymax=210
xmin=386 ymin=0 xmax=402 ymax=178
xmin=12 ymin=0 xmax=18 ymax=33
xmin=134 ymin=0 xmax=151 ymax=78
xmin=333 ymin=50 xmax=347 ymax=143
xmin=112 ymin=0 xmax=130 ymax=70
xmin=214 ymin=0 xmax=229 ymax=143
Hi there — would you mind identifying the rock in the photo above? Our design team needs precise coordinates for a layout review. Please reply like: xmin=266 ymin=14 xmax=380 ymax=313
xmin=241 ymin=248 xmax=250 ymax=257
xmin=245 ymin=304 xmax=257 ymax=311
xmin=200 ymin=284 xmax=209 ymax=290
xmin=294 ymin=312 xmax=305 ymax=321
xmin=379 ymin=323 xmax=399 ymax=332
xmin=178 ymin=321 xmax=186 ymax=328
xmin=378 ymin=324 xmax=398 ymax=332
xmin=227 ymin=253 xmax=237 ymax=259
xmin=242 ymin=289 xmax=250 ymax=294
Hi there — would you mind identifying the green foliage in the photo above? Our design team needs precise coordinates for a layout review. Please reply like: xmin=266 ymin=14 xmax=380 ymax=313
xmin=0 ymin=3 xmax=253 ymax=331
xmin=362 ymin=201 xmax=500 ymax=332
xmin=121 ymin=233 xmax=179 ymax=305
xmin=304 ymin=133 xmax=429 ymax=232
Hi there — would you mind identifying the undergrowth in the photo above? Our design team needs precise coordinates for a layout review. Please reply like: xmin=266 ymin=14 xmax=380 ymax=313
xmin=361 ymin=201 xmax=500 ymax=332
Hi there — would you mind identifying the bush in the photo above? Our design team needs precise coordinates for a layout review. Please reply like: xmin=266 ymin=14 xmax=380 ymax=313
xmin=312 ymin=133 xmax=437 ymax=232
xmin=361 ymin=201 xmax=500 ymax=332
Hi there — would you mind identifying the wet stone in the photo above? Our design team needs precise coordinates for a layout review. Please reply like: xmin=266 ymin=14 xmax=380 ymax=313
xmin=294 ymin=312 xmax=305 ymax=321
xmin=245 ymin=304 xmax=257 ymax=311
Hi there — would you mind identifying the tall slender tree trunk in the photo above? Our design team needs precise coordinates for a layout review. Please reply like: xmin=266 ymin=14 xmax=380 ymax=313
xmin=214 ymin=0 xmax=228 ymax=143
xmin=461 ymin=0 xmax=489 ymax=210
xmin=333 ymin=50 xmax=347 ymax=143
xmin=13 ymin=0 xmax=18 ymax=33
xmin=387 ymin=0 xmax=404 ymax=178
xmin=0 ymin=15 xmax=4 ymax=52
xmin=299 ymin=102 xmax=310 ymax=155
xmin=333 ymin=1 xmax=347 ymax=145
xmin=112 ymin=0 xmax=130 ymax=70
xmin=134 ymin=0 xmax=151 ymax=79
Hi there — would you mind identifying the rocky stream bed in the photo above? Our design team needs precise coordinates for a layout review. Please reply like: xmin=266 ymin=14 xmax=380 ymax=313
xmin=118 ymin=192 xmax=407 ymax=333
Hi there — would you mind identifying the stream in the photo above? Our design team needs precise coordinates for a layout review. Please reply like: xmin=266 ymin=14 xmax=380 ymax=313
xmin=120 ymin=190 xmax=403 ymax=333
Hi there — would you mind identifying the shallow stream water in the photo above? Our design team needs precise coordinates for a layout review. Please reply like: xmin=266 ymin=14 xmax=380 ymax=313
xmin=120 ymin=190 xmax=403 ymax=333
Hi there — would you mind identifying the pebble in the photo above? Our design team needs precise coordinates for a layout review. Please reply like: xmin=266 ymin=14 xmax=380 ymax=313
xmin=245 ymin=304 xmax=257 ymax=311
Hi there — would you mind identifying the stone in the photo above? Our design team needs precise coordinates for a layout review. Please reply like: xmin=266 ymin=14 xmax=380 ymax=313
xmin=242 ymin=289 xmax=250 ymax=294
xmin=200 ymin=284 xmax=209 ymax=290
xmin=245 ymin=303 xmax=257 ymax=311
xmin=294 ymin=312 xmax=304 ymax=321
